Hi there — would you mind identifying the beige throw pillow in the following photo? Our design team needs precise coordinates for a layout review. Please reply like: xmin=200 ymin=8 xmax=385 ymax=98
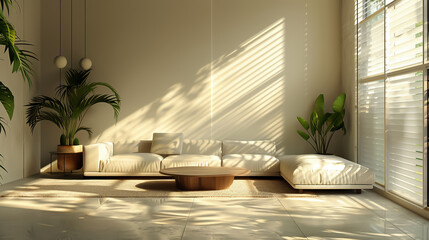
xmin=150 ymin=133 xmax=184 ymax=155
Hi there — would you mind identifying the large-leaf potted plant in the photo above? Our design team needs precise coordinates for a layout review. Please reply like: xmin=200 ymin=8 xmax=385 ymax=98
xmin=26 ymin=69 xmax=120 ymax=170
xmin=296 ymin=93 xmax=346 ymax=155
xmin=0 ymin=0 xmax=36 ymax=178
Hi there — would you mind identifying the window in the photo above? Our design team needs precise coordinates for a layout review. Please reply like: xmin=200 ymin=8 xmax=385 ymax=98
xmin=358 ymin=12 xmax=384 ymax=78
xmin=386 ymin=0 xmax=423 ymax=71
xmin=358 ymin=80 xmax=385 ymax=185
xmin=357 ymin=0 xmax=426 ymax=206
xmin=386 ymin=71 xmax=424 ymax=205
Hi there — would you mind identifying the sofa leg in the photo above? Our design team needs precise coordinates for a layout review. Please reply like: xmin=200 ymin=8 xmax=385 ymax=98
xmin=298 ymin=189 xmax=304 ymax=194
xmin=356 ymin=189 xmax=362 ymax=194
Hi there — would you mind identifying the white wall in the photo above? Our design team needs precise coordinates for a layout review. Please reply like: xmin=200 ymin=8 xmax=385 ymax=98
xmin=339 ymin=0 xmax=357 ymax=162
xmin=40 ymin=0 xmax=342 ymax=165
xmin=0 ymin=0 xmax=41 ymax=183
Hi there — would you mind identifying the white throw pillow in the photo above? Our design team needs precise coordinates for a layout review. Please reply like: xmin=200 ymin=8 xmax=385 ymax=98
xmin=150 ymin=133 xmax=184 ymax=155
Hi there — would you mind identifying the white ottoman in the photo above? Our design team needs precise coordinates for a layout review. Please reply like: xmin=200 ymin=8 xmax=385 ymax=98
xmin=279 ymin=154 xmax=374 ymax=193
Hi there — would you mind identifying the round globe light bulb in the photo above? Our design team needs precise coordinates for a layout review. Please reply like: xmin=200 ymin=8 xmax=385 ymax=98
xmin=80 ymin=57 xmax=92 ymax=70
xmin=54 ymin=56 xmax=67 ymax=69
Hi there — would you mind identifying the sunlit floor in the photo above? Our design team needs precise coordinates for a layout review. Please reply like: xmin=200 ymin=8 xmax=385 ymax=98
xmin=0 ymin=189 xmax=427 ymax=239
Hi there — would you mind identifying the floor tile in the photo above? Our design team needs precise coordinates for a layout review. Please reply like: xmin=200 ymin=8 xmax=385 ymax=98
xmin=182 ymin=198 xmax=306 ymax=240
xmin=279 ymin=197 xmax=412 ymax=240
xmin=348 ymin=190 xmax=429 ymax=240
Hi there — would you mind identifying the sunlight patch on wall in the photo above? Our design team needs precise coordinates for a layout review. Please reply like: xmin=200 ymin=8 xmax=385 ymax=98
xmin=94 ymin=19 xmax=285 ymax=152
xmin=94 ymin=66 xmax=212 ymax=142
xmin=212 ymin=19 xmax=285 ymax=153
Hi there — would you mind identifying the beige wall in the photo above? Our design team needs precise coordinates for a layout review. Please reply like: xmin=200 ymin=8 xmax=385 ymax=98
xmin=40 ymin=0 xmax=343 ymax=165
xmin=339 ymin=0 xmax=357 ymax=162
xmin=0 ymin=0 xmax=41 ymax=183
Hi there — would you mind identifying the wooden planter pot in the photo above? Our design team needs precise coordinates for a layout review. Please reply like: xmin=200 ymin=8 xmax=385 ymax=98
xmin=57 ymin=145 xmax=83 ymax=171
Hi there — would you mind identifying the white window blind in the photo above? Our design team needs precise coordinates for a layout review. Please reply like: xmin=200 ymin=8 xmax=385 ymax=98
xmin=358 ymin=80 xmax=385 ymax=185
xmin=386 ymin=71 xmax=423 ymax=205
xmin=358 ymin=12 xmax=384 ymax=78
xmin=358 ymin=0 xmax=384 ymax=22
xmin=386 ymin=0 xmax=423 ymax=71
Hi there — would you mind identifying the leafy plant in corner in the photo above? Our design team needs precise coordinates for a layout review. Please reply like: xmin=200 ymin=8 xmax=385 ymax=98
xmin=26 ymin=69 xmax=121 ymax=146
xmin=296 ymin=93 xmax=346 ymax=155
xmin=0 ymin=0 xmax=37 ymax=180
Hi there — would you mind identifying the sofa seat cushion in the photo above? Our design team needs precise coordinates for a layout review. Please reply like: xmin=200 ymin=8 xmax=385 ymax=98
xmin=161 ymin=154 xmax=221 ymax=169
xmin=222 ymin=154 xmax=280 ymax=172
xmin=280 ymin=154 xmax=374 ymax=185
xmin=99 ymin=153 xmax=163 ymax=172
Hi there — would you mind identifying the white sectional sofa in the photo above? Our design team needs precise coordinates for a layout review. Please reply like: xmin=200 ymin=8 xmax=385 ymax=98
xmin=83 ymin=139 xmax=280 ymax=177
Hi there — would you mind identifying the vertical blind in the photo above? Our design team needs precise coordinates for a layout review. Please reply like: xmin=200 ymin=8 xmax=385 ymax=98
xmin=358 ymin=80 xmax=385 ymax=184
xmin=357 ymin=0 xmax=425 ymax=206
xmin=386 ymin=71 xmax=423 ymax=205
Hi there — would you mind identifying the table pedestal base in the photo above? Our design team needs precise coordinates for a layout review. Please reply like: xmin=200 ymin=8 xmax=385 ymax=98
xmin=174 ymin=175 xmax=234 ymax=190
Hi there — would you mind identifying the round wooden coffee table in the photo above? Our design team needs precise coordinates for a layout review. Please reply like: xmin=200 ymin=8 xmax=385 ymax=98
xmin=160 ymin=167 xmax=250 ymax=190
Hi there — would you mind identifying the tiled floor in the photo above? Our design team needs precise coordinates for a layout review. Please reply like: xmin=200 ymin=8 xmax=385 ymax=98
xmin=0 ymin=190 xmax=427 ymax=239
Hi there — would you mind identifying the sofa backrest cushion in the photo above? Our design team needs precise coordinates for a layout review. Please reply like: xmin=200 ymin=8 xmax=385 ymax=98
xmin=138 ymin=140 xmax=152 ymax=153
xmin=182 ymin=139 xmax=222 ymax=157
xmin=113 ymin=140 xmax=140 ymax=155
xmin=222 ymin=140 xmax=276 ymax=156
xmin=150 ymin=133 xmax=184 ymax=155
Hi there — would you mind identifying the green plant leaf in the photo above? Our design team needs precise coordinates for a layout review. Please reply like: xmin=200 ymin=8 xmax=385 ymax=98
xmin=324 ymin=113 xmax=335 ymax=135
xmin=333 ymin=93 xmax=346 ymax=113
xmin=313 ymin=94 xmax=325 ymax=130
xmin=313 ymin=94 xmax=324 ymax=120
xmin=0 ymin=81 xmax=14 ymax=119
xmin=297 ymin=116 xmax=309 ymax=130
xmin=297 ymin=130 xmax=310 ymax=140
xmin=309 ymin=111 xmax=316 ymax=135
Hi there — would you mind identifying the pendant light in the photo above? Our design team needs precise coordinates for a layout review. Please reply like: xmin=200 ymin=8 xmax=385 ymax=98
xmin=80 ymin=0 xmax=92 ymax=70
xmin=54 ymin=0 xmax=67 ymax=69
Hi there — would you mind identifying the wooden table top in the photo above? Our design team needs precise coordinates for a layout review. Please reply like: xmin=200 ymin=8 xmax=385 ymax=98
xmin=160 ymin=167 xmax=250 ymax=177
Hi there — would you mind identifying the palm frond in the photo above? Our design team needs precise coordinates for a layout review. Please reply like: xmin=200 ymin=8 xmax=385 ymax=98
xmin=79 ymin=94 xmax=120 ymax=120
xmin=76 ymin=126 xmax=93 ymax=137
xmin=10 ymin=43 xmax=35 ymax=86
xmin=57 ymin=69 xmax=91 ymax=100
xmin=0 ymin=164 xmax=7 ymax=173
xmin=0 ymin=116 xmax=6 ymax=135
xmin=25 ymin=96 xmax=66 ymax=132
xmin=0 ymin=0 xmax=15 ymax=15
xmin=0 ymin=80 xmax=14 ymax=119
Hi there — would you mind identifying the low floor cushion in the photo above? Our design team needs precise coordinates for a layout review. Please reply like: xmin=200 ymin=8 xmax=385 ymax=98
xmin=161 ymin=154 xmax=221 ymax=169
xmin=222 ymin=154 xmax=280 ymax=173
xmin=280 ymin=154 xmax=374 ymax=188
xmin=99 ymin=153 xmax=162 ymax=172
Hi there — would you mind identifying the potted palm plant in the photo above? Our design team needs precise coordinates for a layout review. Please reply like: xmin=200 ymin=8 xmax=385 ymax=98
xmin=296 ymin=93 xmax=346 ymax=155
xmin=0 ymin=0 xmax=36 ymax=178
xmin=26 ymin=69 xmax=120 ymax=170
